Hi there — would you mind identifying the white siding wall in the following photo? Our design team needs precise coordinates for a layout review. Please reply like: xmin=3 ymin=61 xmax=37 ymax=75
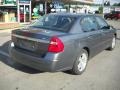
xmin=0 ymin=0 xmax=2 ymax=3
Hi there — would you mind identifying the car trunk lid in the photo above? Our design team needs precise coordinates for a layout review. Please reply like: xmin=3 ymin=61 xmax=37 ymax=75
xmin=12 ymin=28 xmax=66 ymax=56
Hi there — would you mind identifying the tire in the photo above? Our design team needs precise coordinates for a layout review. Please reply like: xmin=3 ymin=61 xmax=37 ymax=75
xmin=104 ymin=17 xmax=107 ymax=20
xmin=71 ymin=49 xmax=88 ymax=75
xmin=108 ymin=36 xmax=116 ymax=51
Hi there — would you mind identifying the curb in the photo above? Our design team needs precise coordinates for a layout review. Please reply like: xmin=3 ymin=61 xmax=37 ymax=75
xmin=0 ymin=28 xmax=19 ymax=33
xmin=0 ymin=29 xmax=13 ymax=33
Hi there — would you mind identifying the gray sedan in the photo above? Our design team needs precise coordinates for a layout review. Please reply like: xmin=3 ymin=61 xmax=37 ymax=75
xmin=10 ymin=13 xmax=117 ymax=75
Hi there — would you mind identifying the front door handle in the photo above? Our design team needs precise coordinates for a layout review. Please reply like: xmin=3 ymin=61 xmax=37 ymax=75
xmin=87 ymin=35 xmax=93 ymax=39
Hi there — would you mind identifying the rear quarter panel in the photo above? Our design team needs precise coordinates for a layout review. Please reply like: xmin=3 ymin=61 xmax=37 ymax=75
xmin=57 ymin=33 xmax=92 ymax=70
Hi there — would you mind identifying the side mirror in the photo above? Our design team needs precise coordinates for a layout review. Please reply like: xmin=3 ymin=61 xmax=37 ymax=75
xmin=110 ymin=25 xmax=114 ymax=28
xmin=106 ymin=25 xmax=111 ymax=29
xmin=101 ymin=25 xmax=110 ymax=29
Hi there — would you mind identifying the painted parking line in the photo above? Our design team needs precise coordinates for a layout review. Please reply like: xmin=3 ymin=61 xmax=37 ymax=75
xmin=0 ymin=50 xmax=9 ymax=57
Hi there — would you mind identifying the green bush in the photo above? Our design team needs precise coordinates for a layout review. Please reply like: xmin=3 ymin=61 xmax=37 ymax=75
xmin=99 ymin=6 xmax=103 ymax=14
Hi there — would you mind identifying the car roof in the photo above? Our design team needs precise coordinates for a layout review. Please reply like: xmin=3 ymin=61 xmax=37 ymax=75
xmin=49 ymin=13 xmax=97 ymax=18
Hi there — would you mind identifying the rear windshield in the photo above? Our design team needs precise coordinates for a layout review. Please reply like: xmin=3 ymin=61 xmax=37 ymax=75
xmin=29 ymin=14 xmax=77 ymax=32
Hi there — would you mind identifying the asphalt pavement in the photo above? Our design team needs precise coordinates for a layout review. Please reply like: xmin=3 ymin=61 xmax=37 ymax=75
xmin=0 ymin=20 xmax=120 ymax=90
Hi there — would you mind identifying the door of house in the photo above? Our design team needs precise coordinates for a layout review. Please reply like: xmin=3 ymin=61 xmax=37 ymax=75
xmin=18 ymin=0 xmax=31 ymax=23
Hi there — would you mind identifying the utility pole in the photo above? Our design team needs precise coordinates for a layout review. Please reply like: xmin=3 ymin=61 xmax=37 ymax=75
xmin=45 ymin=1 xmax=47 ymax=15
xmin=17 ymin=0 xmax=20 ymax=23
xmin=102 ymin=0 xmax=104 ymax=18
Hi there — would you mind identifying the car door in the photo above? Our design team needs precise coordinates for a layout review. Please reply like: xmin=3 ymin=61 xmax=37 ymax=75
xmin=95 ymin=16 xmax=114 ymax=49
xmin=80 ymin=16 xmax=104 ymax=56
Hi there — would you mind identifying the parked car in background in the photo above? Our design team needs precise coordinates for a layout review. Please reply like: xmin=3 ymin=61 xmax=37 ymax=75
xmin=94 ymin=10 xmax=100 ymax=14
xmin=10 ymin=13 xmax=117 ymax=75
xmin=113 ymin=11 xmax=120 ymax=20
xmin=104 ymin=11 xmax=120 ymax=20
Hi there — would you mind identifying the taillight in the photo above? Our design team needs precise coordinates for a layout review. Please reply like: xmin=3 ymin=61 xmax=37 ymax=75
xmin=48 ymin=36 xmax=64 ymax=53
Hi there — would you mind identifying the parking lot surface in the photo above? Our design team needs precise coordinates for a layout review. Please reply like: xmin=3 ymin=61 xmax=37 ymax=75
xmin=0 ymin=20 xmax=120 ymax=90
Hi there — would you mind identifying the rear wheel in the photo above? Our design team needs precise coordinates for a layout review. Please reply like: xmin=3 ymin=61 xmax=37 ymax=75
xmin=71 ymin=49 xmax=88 ymax=75
xmin=104 ymin=17 xmax=107 ymax=20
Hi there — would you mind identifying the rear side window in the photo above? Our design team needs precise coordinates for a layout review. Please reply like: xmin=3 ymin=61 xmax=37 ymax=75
xmin=95 ymin=16 xmax=108 ymax=29
xmin=80 ymin=16 xmax=98 ymax=32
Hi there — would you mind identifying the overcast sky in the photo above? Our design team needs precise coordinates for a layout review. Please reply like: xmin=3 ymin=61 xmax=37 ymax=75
xmin=94 ymin=0 xmax=120 ymax=4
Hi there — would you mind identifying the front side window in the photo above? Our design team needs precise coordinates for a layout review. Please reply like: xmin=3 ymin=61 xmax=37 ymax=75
xmin=29 ymin=14 xmax=77 ymax=32
xmin=80 ymin=16 xmax=98 ymax=32
xmin=95 ymin=16 xmax=108 ymax=29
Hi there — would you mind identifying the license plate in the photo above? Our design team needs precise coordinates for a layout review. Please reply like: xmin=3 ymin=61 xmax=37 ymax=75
xmin=18 ymin=39 xmax=37 ymax=51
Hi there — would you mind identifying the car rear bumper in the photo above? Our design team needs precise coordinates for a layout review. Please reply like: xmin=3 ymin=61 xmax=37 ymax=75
xmin=10 ymin=47 xmax=60 ymax=72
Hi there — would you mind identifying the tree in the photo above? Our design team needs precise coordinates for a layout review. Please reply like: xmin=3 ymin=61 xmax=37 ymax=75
xmin=99 ymin=6 xmax=103 ymax=14
xmin=104 ymin=1 xmax=110 ymax=6
xmin=113 ymin=3 xmax=120 ymax=6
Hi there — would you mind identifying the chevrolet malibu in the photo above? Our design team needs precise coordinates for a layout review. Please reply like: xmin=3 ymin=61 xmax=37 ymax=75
xmin=10 ymin=13 xmax=117 ymax=75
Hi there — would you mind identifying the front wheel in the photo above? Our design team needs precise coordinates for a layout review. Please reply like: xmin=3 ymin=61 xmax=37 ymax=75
xmin=108 ymin=36 xmax=116 ymax=51
xmin=71 ymin=49 xmax=88 ymax=75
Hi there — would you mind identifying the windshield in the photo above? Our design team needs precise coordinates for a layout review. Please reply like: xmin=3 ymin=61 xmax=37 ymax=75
xmin=29 ymin=14 xmax=77 ymax=32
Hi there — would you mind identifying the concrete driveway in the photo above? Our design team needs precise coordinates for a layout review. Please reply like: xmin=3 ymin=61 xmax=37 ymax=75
xmin=0 ymin=20 xmax=120 ymax=90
